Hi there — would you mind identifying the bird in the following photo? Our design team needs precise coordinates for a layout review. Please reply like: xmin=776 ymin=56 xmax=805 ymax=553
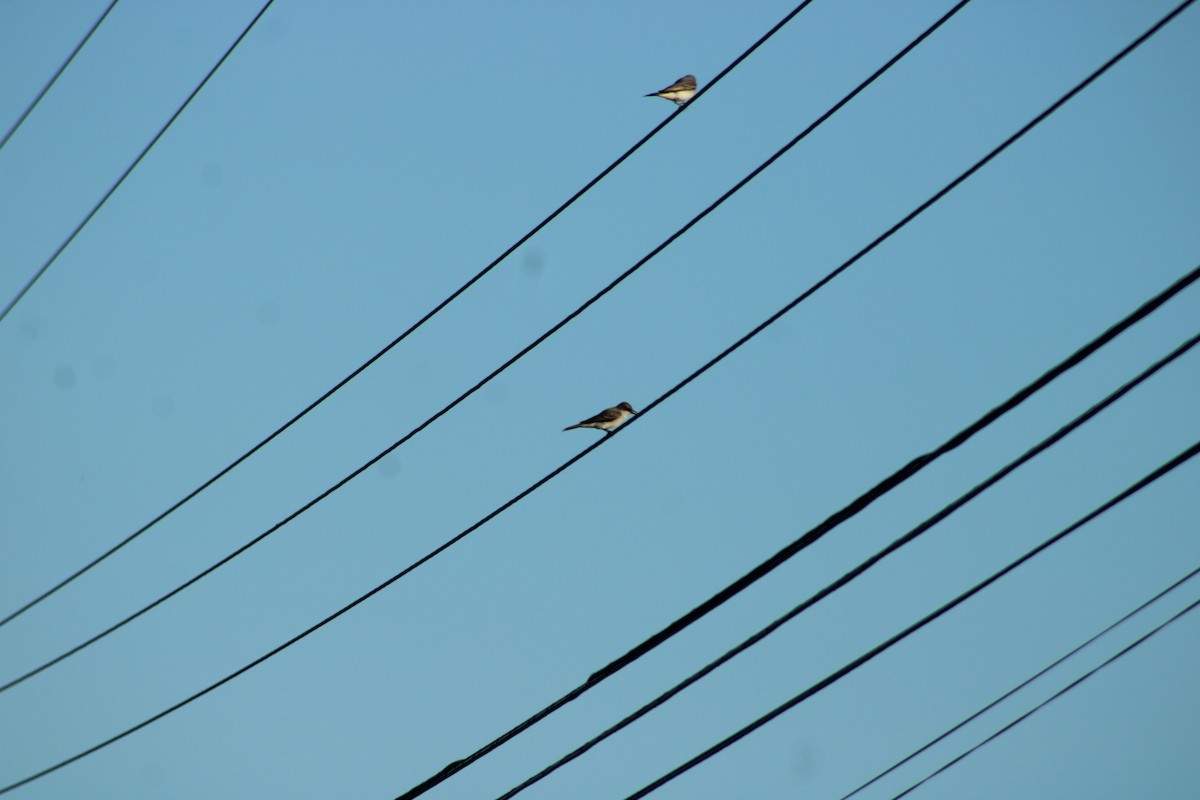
xmin=645 ymin=74 xmax=697 ymax=106
xmin=563 ymin=402 xmax=637 ymax=434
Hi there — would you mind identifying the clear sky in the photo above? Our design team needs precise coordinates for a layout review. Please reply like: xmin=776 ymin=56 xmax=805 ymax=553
xmin=1 ymin=1 xmax=1198 ymax=798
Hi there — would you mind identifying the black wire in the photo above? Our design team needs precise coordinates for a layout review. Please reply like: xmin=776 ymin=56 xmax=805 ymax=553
xmin=488 ymin=330 xmax=1200 ymax=800
xmin=840 ymin=562 xmax=1200 ymax=800
xmin=0 ymin=0 xmax=276 ymax=325
xmin=0 ymin=0 xmax=120 ymax=152
xmin=0 ymin=0 xmax=817 ymax=630
xmin=0 ymin=0 xmax=968 ymax=692
xmin=0 ymin=3 xmax=1187 ymax=789
xmin=890 ymin=593 xmax=1200 ymax=800
xmin=617 ymin=440 xmax=1200 ymax=800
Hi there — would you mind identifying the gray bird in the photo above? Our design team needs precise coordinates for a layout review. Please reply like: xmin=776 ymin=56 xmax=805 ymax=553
xmin=645 ymin=74 xmax=697 ymax=106
xmin=563 ymin=402 xmax=637 ymax=434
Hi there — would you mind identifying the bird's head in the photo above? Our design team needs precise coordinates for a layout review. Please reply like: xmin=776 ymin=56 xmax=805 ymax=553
xmin=617 ymin=402 xmax=637 ymax=414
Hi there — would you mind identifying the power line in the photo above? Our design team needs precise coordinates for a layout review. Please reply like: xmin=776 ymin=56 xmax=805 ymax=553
xmin=394 ymin=0 xmax=1200 ymax=789
xmin=890 ymin=592 xmax=1200 ymax=799
xmin=0 ymin=0 xmax=817 ymax=630
xmin=0 ymin=0 xmax=973 ymax=692
xmin=0 ymin=0 xmax=276 ymax=325
xmin=0 ymin=4 xmax=1187 ymax=788
xmin=614 ymin=441 xmax=1200 ymax=800
xmin=838 ymin=562 xmax=1200 ymax=800
xmin=486 ymin=329 xmax=1200 ymax=800
xmin=0 ymin=1 xmax=120 ymax=152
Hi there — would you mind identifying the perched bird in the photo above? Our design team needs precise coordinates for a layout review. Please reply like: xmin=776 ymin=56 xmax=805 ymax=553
xmin=563 ymin=402 xmax=637 ymax=434
xmin=645 ymin=74 xmax=697 ymax=106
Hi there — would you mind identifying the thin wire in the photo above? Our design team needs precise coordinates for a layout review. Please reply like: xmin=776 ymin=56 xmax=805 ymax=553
xmin=837 ymin=562 xmax=1200 ymax=800
xmin=0 ymin=0 xmax=120 ymax=151
xmin=0 ymin=3 xmax=1188 ymax=788
xmin=490 ymin=331 xmax=1200 ymax=800
xmin=616 ymin=441 xmax=1200 ymax=800
xmin=0 ymin=0 xmax=277 ymax=325
xmin=0 ymin=0 xmax=817 ymax=630
xmin=0 ymin=0 xmax=971 ymax=693
xmin=890 ymin=594 xmax=1200 ymax=799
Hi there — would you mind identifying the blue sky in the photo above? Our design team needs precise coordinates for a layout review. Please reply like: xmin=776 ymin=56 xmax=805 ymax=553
xmin=1 ymin=1 xmax=1198 ymax=798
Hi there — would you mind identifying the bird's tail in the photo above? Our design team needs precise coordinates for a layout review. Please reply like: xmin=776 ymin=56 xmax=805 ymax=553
xmin=563 ymin=424 xmax=582 ymax=431
xmin=644 ymin=92 xmax=660 ymax=98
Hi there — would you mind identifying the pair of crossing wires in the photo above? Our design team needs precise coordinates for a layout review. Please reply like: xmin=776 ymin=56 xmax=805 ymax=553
xmin=2 ymin=0 xmax=1197 ymax=796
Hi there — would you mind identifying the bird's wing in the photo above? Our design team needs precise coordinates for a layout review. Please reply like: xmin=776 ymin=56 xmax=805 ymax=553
xmin=581 ymin=407 xmax=621 ymax=425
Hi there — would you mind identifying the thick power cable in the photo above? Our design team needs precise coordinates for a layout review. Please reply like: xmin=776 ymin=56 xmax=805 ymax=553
xmin=890 ymin=593 xmax=1200 ymax=799
xmin=614 ymin=441 xmax=1200 ymax=800
xmin=839 ymin=563 xmax=1200 ymax=800
xmin=0 ymin=6 xmax=1185 ymax=789
xmin=0 ymin=0 xmax=972 ymax=693
xmin=0 ymin=0 xmax=816 ymax=629
xmin=0 ymin=0 xmax=120 ymax=151
xmin=488 ymin=330 xmax=1200 ymax=800
xmin=0 ymin=0 xmax=276 ymax=325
